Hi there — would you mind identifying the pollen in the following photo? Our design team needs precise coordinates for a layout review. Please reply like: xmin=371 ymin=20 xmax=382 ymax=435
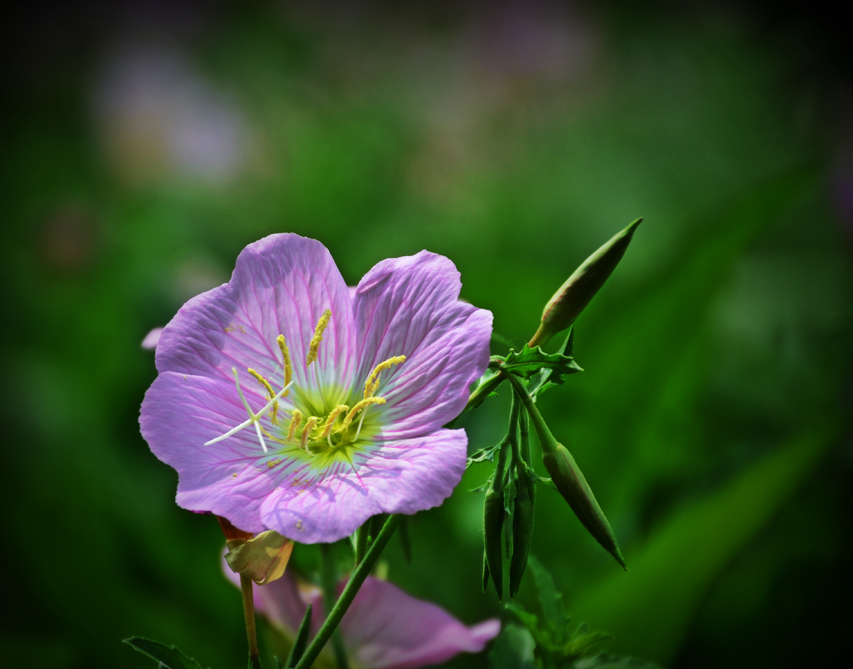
xmin=301 ymin=416 xmax=320 ymax=450
xmin=364 ymin=355 xmax=406 ymax=399
xmin=276 ymin=334 xmax=292 ymax=395
xmin=320 ymin=404 xmax=350 ymax=438
xmin=248 ymin=368 xmax=278 ymax=424
xmin=287 ymin=410 xmax=303 ymax=442
xmin=306 ymin=309 xmax=332 ymax=367
xmin=341 ymin=396 xmax=386 ymax=432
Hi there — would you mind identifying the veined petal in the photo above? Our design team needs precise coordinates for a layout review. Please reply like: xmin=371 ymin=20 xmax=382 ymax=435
xmin=141 ymin=371 xmax=283 ymax=532
xmin=352 ymin=251 xmax=492 ymax=437
xmin=340 ymin=578 xmax=500 ymax=669
xmin=155 ymin=233 xmax=356 ymax=392
xmin=222 ymin=564 xmax=500 ymax=669
xmin=258 ymin=429 xmax=468 ymax=543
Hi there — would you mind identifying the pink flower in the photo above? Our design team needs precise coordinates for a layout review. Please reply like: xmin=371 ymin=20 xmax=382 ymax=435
xmin=140 ymin=234 xmax=492 ymax=542
xmin=225 ymin=564 xmax=500 ymax=668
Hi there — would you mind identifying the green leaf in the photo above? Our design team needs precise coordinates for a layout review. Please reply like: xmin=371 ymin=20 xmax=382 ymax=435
xmin=567 ymin=424 xmax=837 ymax=665
xmin=503 ymin=344 xmax=583 ymax=382
xmin=573 ymin=653 xmax=663 ymax=669
xmin=488 ymin=624 xmax=538 ymax=669
xmin=528 ymin=556 xmax=570 ymax=645
xmin=564 ymin=627 xmax=613 ymax=659
xmin=528 ymin=328 xmax=576 ymax=397
xmin=123 ymin=637 xmax=203 ymax=669
xmin=504 ymin=602 xmax=553 ymax=650
xmin=467 ymin=441 xmax=504 ymax=467
xmin=285 ymin=603 xmax=313 ymax=668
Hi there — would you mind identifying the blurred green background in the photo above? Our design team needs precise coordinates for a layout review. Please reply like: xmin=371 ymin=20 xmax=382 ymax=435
xmin=2 ymin=2 xmax=850 ymax=668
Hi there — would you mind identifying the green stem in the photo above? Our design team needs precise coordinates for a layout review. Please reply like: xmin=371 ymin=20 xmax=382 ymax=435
xmin=464 ymin=370 xmax=504 ymax=412
xmin=353 ymin=523 xmax=369 ymax=566
xmin=320 ymin=543 xmax=350 ymax=669
xmin=240 ymin=574 xmax=261 ymax=669
xmin=295 ymin=515 xmax=405 ymax=669
xmin=499 ymin=367 xmax=556 ymax=451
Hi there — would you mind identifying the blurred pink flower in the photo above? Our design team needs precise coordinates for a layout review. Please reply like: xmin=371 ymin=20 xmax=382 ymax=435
xmin=225 ymin=563 xmax=499 ymax=668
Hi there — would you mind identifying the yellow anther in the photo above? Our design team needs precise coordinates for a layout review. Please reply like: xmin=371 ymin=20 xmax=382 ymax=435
xmin=341 ymin=396 xmax=386 ymax=432
xmin=320 ymin=405 xmax=350 ymax=438
xmin=276 ymin=334 xmax=292 ymax=395
xmin=286 ymin=410 xmax=303 ymax=442
xmin=301 ymin=416 xmax=320 ymax=450
xmin=248 ymin=368 xmax=278 ymax=424
xmin=363 ymin=355 xmax=406 ymax=399
xmin=306 ymin=309 xmax=332 ymax=367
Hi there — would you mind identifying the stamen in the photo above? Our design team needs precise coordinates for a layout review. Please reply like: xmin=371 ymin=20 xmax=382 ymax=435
xmin=301 ymin=416 xmax=320 ymax=450
xmin=248 ymin=368 xmax=278 ymax=424
xmin=276 ymin=335 xmax=292 ymax=395
xmin=203 ymin=372 xmax=293 ymax=451
xmin=341 ymin=396 xmax=386 ymax=432
xmin=320 ymin=405 xmax=350 ymax=438
xmin=364 ymin=355 xmax=406 ymax=399
xmin=286 ymin=410 xmax=303 ymax=442
xmin=306 ymin=309 xmax=332 ymax=367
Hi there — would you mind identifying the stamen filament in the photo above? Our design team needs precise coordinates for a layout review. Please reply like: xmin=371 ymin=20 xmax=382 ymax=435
xmin=320 ymin=405 xmax=350 ymax=438
xmin=306 ymin=309 xmax=332 ymax=367
xmin=276 ymin=335 xmax=292 ymax=395
xmin=341 ymin=396 xmax=386 ymax=432
xmin=301 ymin=416 xmax=320 ymax=450
xmin=287 ymin=410 xmax=304 ymax=442
xmin=204 ymin=377 xmax=293 ymax=449
xmin=248 ymin=368 xmax=278 ymax=424
xmin=364 ymin=355 xmax=406 ymax=399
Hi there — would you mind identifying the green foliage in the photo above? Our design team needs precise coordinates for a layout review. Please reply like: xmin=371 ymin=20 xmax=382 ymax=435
xmin=123 ymin=637 xmax=204 ymax=669
xmin=488 ymin=624 xmax=538 ymax=669
xmin=502 ymin=345 xmax=583 ymax=383
xmin=284 ymin=604 xmax=312 ymax=668
xmin=1 ymin=3 xmax=848 ymax=668
xmin=495 ymin=558 xmax=661 ymax=669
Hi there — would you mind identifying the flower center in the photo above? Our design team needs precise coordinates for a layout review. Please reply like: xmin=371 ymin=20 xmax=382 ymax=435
xmin=204 ymin=309 xmax=405 ymax=462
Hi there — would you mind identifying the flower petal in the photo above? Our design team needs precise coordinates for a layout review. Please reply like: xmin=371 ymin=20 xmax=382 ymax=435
xmin=141 ymin=371 xmax=283 ymax=532
xmin=340 ymin=577 xmax=500 ymax=669
xmin=155 ymin=233 xmax=356 ymax=392
xmin=352 ymin=251 xmax=492 ymax=438
xmin=258 ymin=429 xmax=468 ymax=543
xmin=222 ymin=564 xmax=500 ymax=669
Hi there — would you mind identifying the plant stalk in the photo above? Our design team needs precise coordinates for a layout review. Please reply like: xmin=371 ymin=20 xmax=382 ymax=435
xmin=294 ymin=514 xmax=404 ymax=669
xmin=240 ymin=574 xmax=261 ymax=669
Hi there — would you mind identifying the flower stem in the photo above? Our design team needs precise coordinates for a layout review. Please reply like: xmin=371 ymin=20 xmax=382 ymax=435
xmin=295 ymin=515 xmax=404 ymax=669
xmin=353 ymin=523 xmax=369 ymax=565
xmin=463 ymin=370 xmax=504 ymax=413
xmin=240 ymin=573 xmax=261 ymax=669
xmin=320 ymin=543 xmax=351 ymax=669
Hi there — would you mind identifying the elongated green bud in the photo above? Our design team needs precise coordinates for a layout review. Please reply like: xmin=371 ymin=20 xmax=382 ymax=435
xmin=483 ymin=477 xmax=505 ymax=599
xmin=505 ymin=372 xmax=626 ymax=569
xmin=530 ymin=218 xmax=642 ymax=348
xmin=542 ymin=443 xmax=625 ymax=570
xmin=509 ymin=465 xmax=535 ymax=597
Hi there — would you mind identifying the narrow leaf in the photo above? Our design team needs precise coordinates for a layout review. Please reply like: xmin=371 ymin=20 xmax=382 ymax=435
xmin=123 ymin=637 xmax=203 ymax=669
xmin=285 ymin=603 xmax=313 ymax=668
xmin=503 ymin=344 xmax=583 ymax=381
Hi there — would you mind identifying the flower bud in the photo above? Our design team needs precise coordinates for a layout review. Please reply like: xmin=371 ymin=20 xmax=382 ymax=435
xmin=506 ymin=377 xmax=626 ymax=570
xmin=483 ymin=477 xmax=506 ymax=599
xmin=224 ymin=529 xmax=295 ymax=585
xmin=542 ymin=443 xmax=626 ymax=570
xmin=509 ymin=464 xmax=535 ymax=597
xmin=530 ymin=218 xmax=642 ymax=348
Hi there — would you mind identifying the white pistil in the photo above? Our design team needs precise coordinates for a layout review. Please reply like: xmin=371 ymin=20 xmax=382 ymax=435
xmin=204 ymin=368 xmax=293 ymax=453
